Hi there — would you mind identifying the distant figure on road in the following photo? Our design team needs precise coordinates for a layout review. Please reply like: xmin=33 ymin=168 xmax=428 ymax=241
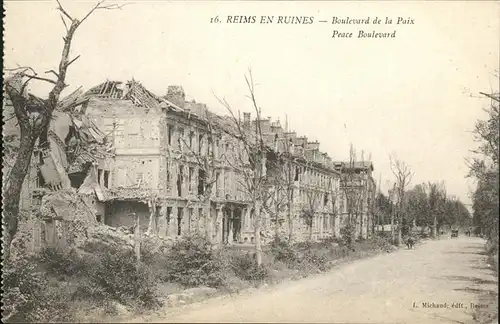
xmin=406 ymin=237 xmax=415 ymax=249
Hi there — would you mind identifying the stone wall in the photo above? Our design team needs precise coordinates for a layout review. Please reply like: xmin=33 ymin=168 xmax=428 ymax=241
xmin=113 ymin=156 xmax=161 ymax=189
xmin=105 ymin=200 xmax=150 ymax=232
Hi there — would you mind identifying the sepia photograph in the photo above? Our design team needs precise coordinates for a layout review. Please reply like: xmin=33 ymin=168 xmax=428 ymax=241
xmin=2 ymin=0 xmax=499 ymax=323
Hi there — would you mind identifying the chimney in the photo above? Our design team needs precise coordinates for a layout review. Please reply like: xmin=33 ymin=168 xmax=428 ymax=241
xmin=243 ymin=112 xmax=251 ymax=128
xmin=165 ymin=85 xmax=186 ymax=108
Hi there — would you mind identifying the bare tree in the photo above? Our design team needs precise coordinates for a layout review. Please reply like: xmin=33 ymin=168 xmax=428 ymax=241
xmin=216 ymin=69 xmax=268 ymax=265
xmin=262 ymin=138 xmax=296 ymax=240
xmin=175 ymin=113 xmax=220 ymax=240
xmin=283 ymin=150 xmax=296 ymax=240
xmin=262 ymin=162 xmax=287 ymax=239
xmin=428 ymin=181 xmax=447 ymax=238
xmin=388 ymin=182 xmax=397 ymax=242
xmin=300 ymin=186 xmax=320 ymax=241
xmin=339 ymin=144 xmax=364 ymax=241
xmin=389 ymin=155 xmax=414 ymax=245
xmin=467 ymin=88 xmax=499 ymax=244
xmin=2 ymin=0 xmax=124 ymax=261
xmin=327 ymin=175 xmax=340 ymax=238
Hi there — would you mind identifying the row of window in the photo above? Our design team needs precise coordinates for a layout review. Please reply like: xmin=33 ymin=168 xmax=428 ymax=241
xmin=166 ymin=124 xmax=231 ymax=157
xmin=165 ymin=163 xmax=225 ymax=198
xmin=294 ymin=165 xmax=339 ymax=189
xmin=161 ymin=206 xmax=204 ymax=236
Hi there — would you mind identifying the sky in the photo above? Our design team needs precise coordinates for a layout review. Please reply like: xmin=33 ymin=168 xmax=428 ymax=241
xmin=4 ymin=0 xmax=500 ymax=208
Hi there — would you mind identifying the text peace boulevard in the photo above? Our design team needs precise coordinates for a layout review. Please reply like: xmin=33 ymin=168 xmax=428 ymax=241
xmin=209 ymin=15 xmax=415 ymax=39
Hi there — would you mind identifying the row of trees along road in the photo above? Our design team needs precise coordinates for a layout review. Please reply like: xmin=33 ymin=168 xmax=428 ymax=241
xmin=375 ymin=176 xmax=472 ymax=244
xmin=467 ymin=85 xmax=499 ymax=252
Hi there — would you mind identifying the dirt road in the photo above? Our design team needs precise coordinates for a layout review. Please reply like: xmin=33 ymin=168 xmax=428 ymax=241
xmin=146 ymin=237 xmax=497 ymax=323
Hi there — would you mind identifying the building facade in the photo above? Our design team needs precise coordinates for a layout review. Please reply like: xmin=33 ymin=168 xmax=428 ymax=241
xmin=334 ymin=161 xmax=377 ymax=239
xmin=7 ymin=79 xmax=376 ymax=245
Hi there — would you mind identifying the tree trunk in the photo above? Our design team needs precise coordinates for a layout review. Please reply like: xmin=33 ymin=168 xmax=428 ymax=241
xmin=3 ymin=126 xmax=39 ymax=261
xmin=146 ymin=201 xmax=156 ymax=235
xmin=332 ymin=214 xmax=336 ymax=238
xmin=254 ymin=201 xmax=263 ymax=265
xmin=309 ymin=217 xmax=313 ymax=241
xmin=397 ymin=220 xmax=402 ymax=246
xmin=390 ymin=210 xmax=395 ymax=244
xmin=273 ymin=204 xmax=280 ymax=239
xmin=360 ymin=212 xmax=364 ymax=239
xmin=134 ymin=212 xmax=141 ymax=264
xmin=204 ymin=200 xmax=211 ymax=240
xmin=287 ymin=200 xmax=293 ymax=241
xmin=432 ymin=214 xmax=437 ymax=238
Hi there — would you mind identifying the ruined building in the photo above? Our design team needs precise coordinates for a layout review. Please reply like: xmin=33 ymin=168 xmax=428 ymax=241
xmin=79 ymin=80 xmax=376 ymax=243
xmin=334 ymin=161 xmax=377 ymax=239
xmin=5 ymin=79 xmax=376 ymax=246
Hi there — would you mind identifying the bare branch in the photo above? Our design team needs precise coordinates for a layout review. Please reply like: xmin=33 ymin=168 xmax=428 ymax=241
xmin=4 ymin=66 xmax=37 ymax=74
xmin=20 ymin=76 xmax=36 ymax=95
xmin=80 ymin=1 xmax=128 ymax=25
xmin=45 ymin=69 xmax=60 ymax=78
xmin=480 ymin=91 xmax=500 ymax=103
xmin=22 ymin=73 xmax=57 ymax=85
xmin=56 ymin=0 xmax=73 ymax=21
xmin=60 ymin=14 xmax=69 ymax=32
xmin=66 ymin=55 xmax=81 ymax=68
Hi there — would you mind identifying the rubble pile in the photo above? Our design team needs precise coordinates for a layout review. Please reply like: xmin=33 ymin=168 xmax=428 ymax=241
xmin=79 ymin=225 xmax=135 ymax=253
xmin=39 ymin=188 xmax=96 ymax=223
xmin=36 ymin=187 xmax=136 ymax=252
xmin=105 ymin=186 xmax=160 ymax=203
xmin=142 ymin=232 xmax=174 ymax=255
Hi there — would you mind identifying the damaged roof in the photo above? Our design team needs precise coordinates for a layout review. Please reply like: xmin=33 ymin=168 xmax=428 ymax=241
xmin=334 ymin=161 xmax=374 ymax=171
xmin=83 ymin=79 xmax=183 ymax=113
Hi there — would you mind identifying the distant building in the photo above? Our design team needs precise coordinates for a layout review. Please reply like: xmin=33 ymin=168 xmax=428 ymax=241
xmin=334 ymin=161 xmax=377 ymax=239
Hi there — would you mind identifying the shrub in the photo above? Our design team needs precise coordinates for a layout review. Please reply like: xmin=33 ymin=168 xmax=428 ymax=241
xmin=355 ymin=236 xmax=395 ymax=254
xmin=4 ymin=242 xmax=160 ymax=322
xmin=339 ymin=223 xmax=357 ymax=250
xmin=230 ymin=253 xmax=268 ymax=283
xmin=330 ymin=244 xmax=351 ymax=259
xmin=297 ymin=249 xmax=328 ymax=271
xmin=2 ymin=255 xmax=76 ymax=323
xmin=371 ymin=236 xmax=395 ymax=252
xmin=141 ymin=235 xmax=171 ymax=267
xmin=269 ymin=236 xmax=297 ymax=264
xmin=161 ymin=235 xmax=227 ymax=288
xmin=295 ymin=241 xmax=314 ymax=250
xmin=2 ymin=257 xmax=48 ymax=323
xmin=38 ymin=247 xmax=86 ymax=278
xmin=79 ymin=245 xmax=160 ymax=309
xmin=37 ymin=243 xmax=160 ymax=310
xmin=320 ymin=235 xmax=338 ymax=244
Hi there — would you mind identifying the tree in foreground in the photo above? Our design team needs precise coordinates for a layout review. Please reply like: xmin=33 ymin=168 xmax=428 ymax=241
xmin=389 ymin=155 xmax=413 ymax=245
xmin=217 ymin=69 xmax=269 ymax=265
xmin=2 ymin=1 xmax=125 ymax=261
xmin=339 ymin=144 xmax=367 ymax=241
xmin=468 ymin=84 xmax=499 ymax=248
